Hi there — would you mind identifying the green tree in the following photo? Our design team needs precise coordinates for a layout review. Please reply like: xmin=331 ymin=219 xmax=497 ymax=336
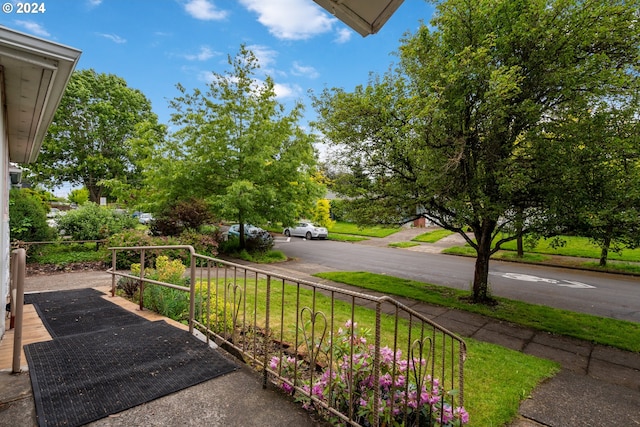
xmin=313 ymin=199 xmax=335 ymax=229
xmin=28 ymin=69 xmax=164 ymax=203
xmin=9 ymin=189 xmax=54 ymax=242
xmin=313 ymin=0 xmax=639 ymax=302
xmin=68 ymin=188 xmax=90 ymax=205
xmin=148 ymin=45 xmax=321 ymax=248
xmin=538 ymin=103 xmax=640 ymax=266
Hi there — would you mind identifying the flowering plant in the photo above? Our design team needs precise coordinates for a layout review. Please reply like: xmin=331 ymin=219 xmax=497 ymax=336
xmin=270 ymin=320 xmax=468 ymax=426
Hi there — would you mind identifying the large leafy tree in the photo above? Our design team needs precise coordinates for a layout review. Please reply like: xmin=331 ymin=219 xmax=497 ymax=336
xmin=313 ymin=0 xmax=639 ymax=302
xmin=28 ymin=69 xmax=164 ymax=203
xmin=147 ymin=45 xmax=321 ymax=248
xmin=539 ymin=102 xmax=640 ymax=266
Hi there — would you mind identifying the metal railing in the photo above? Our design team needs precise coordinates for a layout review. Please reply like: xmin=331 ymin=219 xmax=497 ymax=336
xmin=107 ymin=245 xmax=467 ymax=427
xmin=10 ymin=248 xmax=26 ymax=373
xmin=11 ymin=239 xmax=106 ymax=252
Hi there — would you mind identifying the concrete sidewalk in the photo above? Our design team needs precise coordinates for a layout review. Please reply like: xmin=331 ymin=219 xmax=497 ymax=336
xmin=2 ymin=268 xmax=639 ymax=426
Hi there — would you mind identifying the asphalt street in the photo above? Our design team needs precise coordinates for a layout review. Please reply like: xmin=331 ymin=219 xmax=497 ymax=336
xmin=274 ymin=238 xmax=640 ymax=322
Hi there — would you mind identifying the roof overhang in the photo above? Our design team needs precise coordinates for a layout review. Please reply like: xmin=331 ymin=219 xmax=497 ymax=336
xmin=313 ymin=0 xmax=405 ymax=36
xmin=0 ymin=26 xmax=81 ymax=163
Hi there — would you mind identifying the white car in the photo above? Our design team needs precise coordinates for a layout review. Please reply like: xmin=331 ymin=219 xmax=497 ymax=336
xmin=283 ymin=222 xmax=328 ymax=240
xmin=138 ymin=213 xmax=154 ymax=224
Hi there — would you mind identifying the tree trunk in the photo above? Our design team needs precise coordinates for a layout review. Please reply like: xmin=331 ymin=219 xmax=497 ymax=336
xmin=599 ymin=235 xmax=611 ymax=267
xmin=472 ymin=220 xmax=496 ymax=303
xmin=516 ymin=234 xmax=524 ymax=258
xmin=239 ymin=222 xmax=246 ymax=250
xmin=515 ymin=207 xmax=524 ymax=258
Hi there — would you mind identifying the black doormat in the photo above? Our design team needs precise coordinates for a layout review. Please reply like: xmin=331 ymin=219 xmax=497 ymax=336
xmin=24 ymin=289 xmax=238 ymax=427
xmin=25 ymin=320 xmax=237 ymax=427
xmin=25 ymin=288 xmax=149 ymax=338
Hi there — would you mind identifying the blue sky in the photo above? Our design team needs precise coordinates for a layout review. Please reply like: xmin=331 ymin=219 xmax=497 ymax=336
xmin=1 ymin=0 xmax=435 ymax=196
xmin=1 ymin=0 xmax=434 ymax=126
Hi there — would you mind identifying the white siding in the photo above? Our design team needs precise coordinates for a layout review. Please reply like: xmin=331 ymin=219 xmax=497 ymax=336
xmin=0 ymin=81 xmax=8 ymax=337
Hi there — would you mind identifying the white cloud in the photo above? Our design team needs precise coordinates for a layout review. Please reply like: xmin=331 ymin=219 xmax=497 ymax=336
xmin=184 ymin=46 xmax=218 ymax=61
xmin=183 ymin=0 xmax=228 ymax=21
xmin=197 ymin=70 xmax=216 ymax=84
xmin=97 ymin=33 xmax=127 ymax=44
xmin=291 ymin=61 xmax=319 ymax=79
xmin=273 ymin=82 xmax=302 ymax=99
xmin=238 ymin=0 xmax=335 ymax=40
xmin=197 ymin=71 xmax=301 ymax=100
xmin=87 ymin=0 xmax=102 ymax=7
xmin=247 ymin=44 xmax=278 ymax=69
xmin=14 ymin=20 xmax=50 ymax=37
xmin=334 ymin=28 xmax=352 ymax=44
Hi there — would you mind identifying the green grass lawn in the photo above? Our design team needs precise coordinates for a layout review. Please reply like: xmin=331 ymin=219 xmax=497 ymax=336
xmin=499 ymin=235 xmax=640 ymax=262
xmin=328 ymin=233 xmax=369 ymax=242
xmin=388 ymin=241 xmax=420 ymax=248
xmin=444 ymin=233 xmax=640 ymax=274
xmin=314 ymin=271 xmax=640 ymax=353
xmin=412 ymin=228 xmax=455 ymax=243
xmin=328 ymin=221 xmax=400 ymax=238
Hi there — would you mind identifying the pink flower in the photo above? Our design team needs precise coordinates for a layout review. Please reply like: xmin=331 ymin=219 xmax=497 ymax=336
xmin=455 ymin=407 xmax=470 ymax=423
xmin=269 ymin=356 xmax=279 ymax=370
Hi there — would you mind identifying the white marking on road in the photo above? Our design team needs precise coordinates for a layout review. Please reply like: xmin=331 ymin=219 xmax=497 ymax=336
xmin=490 ymin=272 xmax=596 ymax=289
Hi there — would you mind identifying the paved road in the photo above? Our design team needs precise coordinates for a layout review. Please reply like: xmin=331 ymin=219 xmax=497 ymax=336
xmin=274 ymin=238 xmax=640 ymax=323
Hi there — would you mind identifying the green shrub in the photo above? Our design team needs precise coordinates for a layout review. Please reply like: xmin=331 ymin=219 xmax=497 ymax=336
xmin=178 ymin=229 xmax=220 ymax=258
xmin=122 ymin=256 xmax=233 ymax=332
xmin=194 ymin=281 xmax=234 ymax=335
xmin=218 ymin=236 xmax=241 ymax=254
xmin=143 ymin=284 xmax=190 ymax=323
xmin=117 ymin=276 xmax=140 ymax=299
xmin=149 ymin=216 xmax=183 ymax=237
xmin=68 ymin=188 xmax=89 ymax=205
xmin=134 ymin=256 xmax=189 ymax=323
xmin=9 ymin=188 xmax=54 ymax=242
xmin=245 ymin=231 xmax=274 ymax=252
xmin=28 ymin=242 xmax=108 ymax=265
xmin=55 ymin=203 xmax=138 ymax=240
xmin=106 ymin=229 xmax=155 ymax=269
xmin=150 ymin=198 xmax=214 ymax=236
xmin=171 ymin=198 xmax=213 ymax=231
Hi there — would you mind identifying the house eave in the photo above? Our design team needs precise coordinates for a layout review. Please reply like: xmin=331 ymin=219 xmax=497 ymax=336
xmin=0 ymin=26 xmax=81 ymax=164
xmin=313 ymin=0 xmax=405 ymax=36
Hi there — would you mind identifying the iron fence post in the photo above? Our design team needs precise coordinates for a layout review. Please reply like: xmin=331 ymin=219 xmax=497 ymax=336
xmin=111 ymin=249 xmax=117 ymax=296
xmin=189 ymin=248 xmax=195 ymax=335
xmin=139 ymin=249 xmax=146 ymax=311
xmin=11 ymin=248 xmax=26 ymax=373
xmin=263 ymin=275 xmax=271 ymax=389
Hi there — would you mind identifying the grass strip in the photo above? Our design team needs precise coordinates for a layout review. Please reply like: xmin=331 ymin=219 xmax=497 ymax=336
xmin=328 ymin=221 xmax=400 ymax=238
xmin=498 ymin=235 xmax=640 ymax=262
xmin=388 ymin=241 xmax=420 ymax=248
xmin=313 ymin=271 xmax=640 ymax=353
xmin=328 ymin=234 xmax=369 ymax=242
xmin=412 ymin=229 xmax=455 ymax=243
xmin=444 ymin=246 xmax=640 ymax=275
